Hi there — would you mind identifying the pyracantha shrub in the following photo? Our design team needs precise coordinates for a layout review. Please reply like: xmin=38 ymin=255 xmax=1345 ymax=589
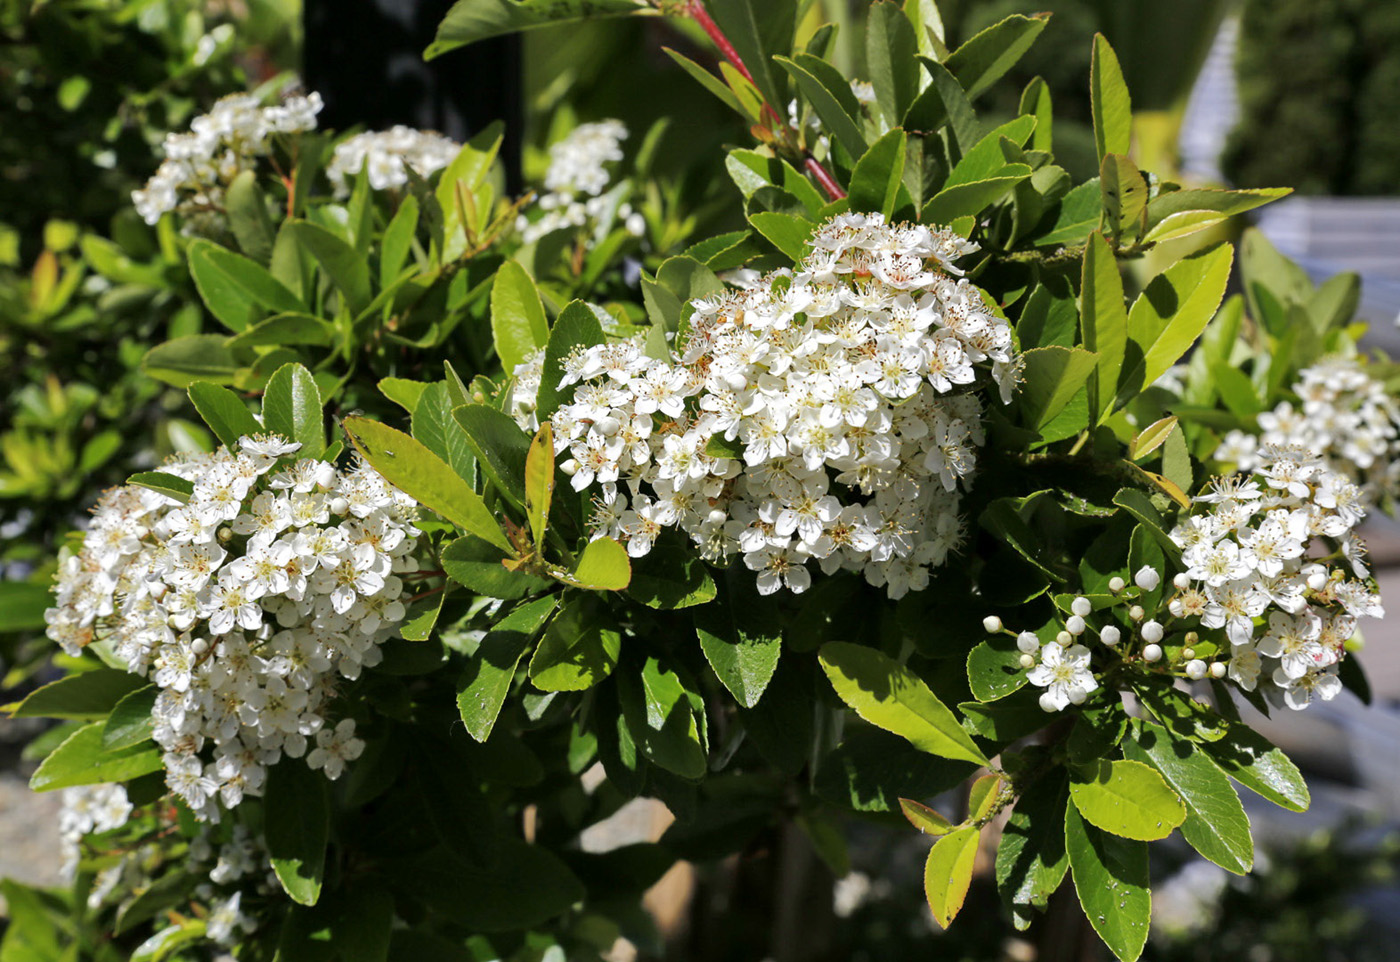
xmin=516 ymin=118 xmax=645 ymax=243
xmin=512 ymin=212 xmax=1018 ymax=599
xmin=44 ymin=435 xmax=424 ymax=818
xmin=326 ymin=126 xmax=461 ymax=196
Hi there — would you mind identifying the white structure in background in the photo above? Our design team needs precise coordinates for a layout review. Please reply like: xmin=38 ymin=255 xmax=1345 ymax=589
xmin=1178 ymin=15 xmax=1400 ymax=338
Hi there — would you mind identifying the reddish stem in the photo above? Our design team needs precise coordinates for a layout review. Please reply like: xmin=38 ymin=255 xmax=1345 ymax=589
xmin=805 ymin=155 xmax=847 ymax=201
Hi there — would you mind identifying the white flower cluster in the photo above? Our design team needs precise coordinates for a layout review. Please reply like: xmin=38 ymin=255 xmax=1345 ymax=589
xmin=132 ymin=91 xmax=323 ymax=225
xmin=326 ymin=126 xmax=461 ymax=197
xmin=1215 ymin=357 xmax=1400 ymax=496
xmin=1170 ymin=444 xmax=1381 ymax=709
xmin=58 ymin=784 xmax=133 ymax=882
xmin=517 ymin=119 xmax=644 ymax=243
xmin=512 ymin=212 xmax=1017 ymax=599
xmin=44 ymin=436 xmax=422 ymax=819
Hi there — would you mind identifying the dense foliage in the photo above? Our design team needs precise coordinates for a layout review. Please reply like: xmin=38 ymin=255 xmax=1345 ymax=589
xmin=3 ymin=2 xmax=1397 ymax=962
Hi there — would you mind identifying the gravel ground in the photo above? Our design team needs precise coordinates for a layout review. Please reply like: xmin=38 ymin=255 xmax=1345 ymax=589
xmin=0 ymin=716 xmax=64 ymax=916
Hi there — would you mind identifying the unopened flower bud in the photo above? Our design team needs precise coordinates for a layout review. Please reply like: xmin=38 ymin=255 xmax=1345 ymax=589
xmin=1019 ymin=653 xmax=1035 ymax=669
xmin=560 ymin=459 xmax=579 ymax=477
xmin=1070 ymin=687 xmax=1088 ymax=705
xmin=1039 ymin=692 xmax=1061 ymax=712
xmin=1307 ymin=570 xmax=1328 ymax=591
xmin=1108 ymin=576 xmax=1126 ymax=593
xmin=1143 ymin=643 xmax=1164 ymax=663
xmin=1071 ymin=597 xmax=1092 ymax=618
xmin=1100 ymin=625 xmax=1121 ymax=646
xmin=1173 ymin=573 xmax=1191 ymax=590
xmin=1209 ymin=661 xmax=1227 ymax=679
xmin=1129 ymin=605 xmax=1145 ymax=622
xmin=191 ymin=638 xmax=209 ymax=656
xmin=1016 ymin=631 xmax=1040 ymax=654
xmin=1185 ymin=659 xmax=1207 ymax=680
xmin=983 ymin=615 xmax=1003 ymax=633
xmin=1181 ymin=648 xmax=1195 ymax=661
xmin=1056 ymin=630 xmax=1072 ymax=645
xmin=1135 ymin=566 xmax=1160 ymax=592
xmin=1141 ymin=620 xmax=1164 ymax=643
xmin=330 ymin=497 xmax=350 ymax=516
xmin=217 ymin=526 xmax=233 ymax=543
xmin=1065 ymin=615 xmax=1086 ymax=636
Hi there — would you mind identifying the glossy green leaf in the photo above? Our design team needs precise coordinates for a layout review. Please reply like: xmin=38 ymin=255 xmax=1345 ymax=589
xmin=1202 ymin=723 xmax=1310 ymax=813
xmin=143 ymin=334 xmax=240 ymax=388
xmin=1100 ymin=153 xmax=1147 ymax=241
xmin=1081 ymin=232 xmax=1127 ymax=420
xmin=946 ymin=13 xmax=1048 ymax=100
xmin=343 ymin=418 xmax=509 ymax=551
xmin=127 ymin=471 xmax=194 ymax=503
xmin=226 ymin=312 xmax=335 ymax=351
xmin=627 ymin=545 xmax=717 ymax=609
xmin=426 ymin=0 xmax=649 ymax=56
xmin=380 ymin=195 xmax=420 ymax=290
xmin=524 ymin=423 xmax=554 ymax=547
xmin=900 ymin=797 xmax=954 ymax=836
xmin=618 ymin=654 xmax=707 ymax=779
xmin=706 ymin=0 xmax=796 ymax=114
xmin=664 ymin=46 xmax=745 ymax=117
xmin=923 ymin=170 xmax=1030 ymax=224
xmin=1020 ymin=76 xmax=1053 ymax=152
xmin=29 ymin=721 xmax=162 ymax=791
xmin=1017 ymin=346 xmax=1098 ymax=431
xmin=529 ymin=598 xmax=621 ymax=691
xmin=1141 ymin=209 xmax=1227 ymax=245
xmin=966 ymin=634 xmax=1030 ymax=702
xmin=1065 ymin=801 xmax=1149 ymax=962
xmin=943 ymin=116 xmax=1036 ymax=188
xmin=848 ymin=128 xmax=907 ymax=219
xmin=457 ymin=596 xmax=557 ymax=742
xmin=10 ymin=668 xmax=147 ymax=720
xmin=1035 ymin=178 xmax=1102 ymax=247
xmin=1129 ymin=416 xmax=1178 ymax=461
xmin=695 ymin=601 xmax=781 ymax=709
xmin=866 ymin=2 xmax=920 ymax=124
xmin=749 ymin=211 xmax=815 ymax=262
xmin=1090 ymin=34 xmax=1131 ymax=164
xmin=776 ymin=54 xmax=868 ymax=158
xmin=190 ymin=239 xmax=306 ymax=324
xmin=566 ymin=537 xmax=632 ymax=591
xmin=1069 ymin=758 xmax=1185 ymax=841
xmin=265 ymin=759 xmax=330 ymax=905
xmin=441 ymin=536 xmax=546 ymax=599
xmin=1125 ymin=721 xmax=1252 ymax=874
xmin=226 ymin=169 xmax=275 ymax=264
xmin=536 ymin=300 xmax=605 ymax=420
xmin=378 ymin=377 xmax=429 ymax=415
xmin=287 ymin=220 xmax=371 ymax=315
xmin=187 ymin=382 xmax=261 ymax=449
xmin=452 ymin=402 xmax=527 ymax=508
xmin=491 ymin=259 xmax=550 ymax=373
xmin=923 ymin=826 xmax=980 ymax=928
xmin=412 ymin=382 xmax=475 ymax=480
xmin=819 ymin=641 xmax=989 ymax=766
xmin=906 ymin=57 xmax=978 ymax=151
xmin=1145 ymin=187 xmax=1290 ymax=232
xmin=996 ymin=770 xmax=1069 ymax=929
xmin=101 ymin=686 xmax=156 ymax=750
xmin=262 ymin=362 xmax=325 ymax=457
xmin=724 ymin=150 xmax=826 ymax=214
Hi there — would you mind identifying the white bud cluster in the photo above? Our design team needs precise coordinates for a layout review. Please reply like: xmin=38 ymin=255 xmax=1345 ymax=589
xmin=132 ymin=91 xmax=323 ymax=226
xmin=1170 ymin=443 xmax=1382 ymax=709
xmin=1215 ymin=356 xmax=1400 ymax=496
xmin=517 ymin=119 xmax=644 ymax=243
xmin=512 ymin=212 xmax=1018 ymax=599
xmin=43 ymin=435 xmax=423 ymax=819
xmin=326 ymin=126 xmax=461 ymax=197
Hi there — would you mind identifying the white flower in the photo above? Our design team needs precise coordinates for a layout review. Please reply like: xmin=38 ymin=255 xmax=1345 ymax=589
xmin=1027 ymin=642 xmax=1098 ymax=712
xmin=306 ymin=719 xmax=365 ymax=780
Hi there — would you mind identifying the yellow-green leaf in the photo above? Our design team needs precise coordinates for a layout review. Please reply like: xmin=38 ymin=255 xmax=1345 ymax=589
xmin=924 ymin=826 xmax=980 ymax=928
xmin=1128 ymin=416 xmax=1178 ymax=461
xmin=565 ymin=537 xmax=631 ymax=591
xmin=524 ymin=423 xmax=554 ymax=548
xmin=1090 ymin=34 xmax=1131 ymax=164
xmin=1069 ymin=758 xmax=1186 ymax=841
xmin=1081 ymin=232 xmax=1127 ymax=421
xmin=900 ymin=798 xmax=955 ymax=836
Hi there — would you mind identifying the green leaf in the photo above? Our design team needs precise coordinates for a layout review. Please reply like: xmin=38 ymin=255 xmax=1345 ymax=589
xmin=127 ymin=471 xmax=194 ymax=503
xmin=186 ymin=382 xmax=261 ymax=450
xmin=1100 ymin=154 xmax=1147 ymax=242
xmin=903 ymin=0 xmax=945 ymax=54
xmin=380 ymin=195 xmax=420 ymax=290
xmin=457 ymin=596 xmax=557 ymax=742
xmin=707 ymin=0 xmax=797 ymax=117
xmin=226 ymin=169 xmax=276 ymax=264
xmin=1111 ymin=488 xmax=1182 ymax=562
xmin=491 ymin=260 xmax=550 ymax=373
xmin=9 ymin=668 xmax=146 ymax=720
xmin=906 ymin=58 xmax=978 ymax=151
xmin=411 ymin=382 xmax=475 ymax=480
xmin=1035 ymin=178 xmax=1102 ymax=247
xmin=945 ymin=13 xmax=1049 ymax=100
xmin=748 ymin=212 xmax=815 ymax=261
xmin=453 ymin=402 xmax=529 ymax=508
xmin=0 ymin=581 xmax=51 ymax=632
xmin=287 ymin=220 xmax=371 ymax=315
xmin=226 ymin=312 xmax=336 ymax=350
xmin=1020 ymin=76 xmax=1053 ymax=152
xmin=900 ymin=797 xmax=954 ymax=835
xmin=966 ymin=634 xmax=1030 ymax=702
xmin=1115 ymin=243 xmax=1234 ymax=407
xmin=944 ymin=116 xmax=1037 ymax=188
xmin=996 ymin=770 xmax=1069 ymax=929
xmin=1202 ymin=723 xmax=1310 ymax=813
xmin=1090 ymin=34 xmax=1132 ymax=165
xmin=1145 ymin=187 xmax=1290 ymax=233
xmin=923 ymin=826 xmax=980 ymax=928
xmin=776 ymin=53 xmax=868 ymax=158
xmin=426 ymin=0 xmax=649 ymax=56
xmin=819 ymin=641 xmax=989 ymax=766
xmin=848 ymin=128 xmax=908 ymax=219
xmin=191 ymin=239 xmax=306 ymax=322
xmin=866 ymin=2 xmax=920 ymax=124
xmin=1080 ymin=232 xmax=1127 ymax=421
xmin=265 ymin=759 xmax=330 ymax=906
xmin=29 ymin=721 xmax=162 ymax=791
xmin=695 ymin=601 xmax=781 ymax=709
xmin=528 ymin=598 xmax=621 ymax=691
xmin=343 ymin=417 xmax=509 ymax=552
xmin=567 ymin=537 xmax=632 ymax=591
xmin=923 ymin=171 xmax=1030 ymax=225
xmin=724 ymin=150 xmax=826 ymax=214
xmin=1141 ymin=209 xmax=1227 ymax=246
xmin=1125 ymin=721 xmax=1252 ymax=874
xmin=536 ymin=300 xmax=605 ymax=421
xmin=627 ymin=545 xmax=717 ymax=609
xmin=665 ymin=46 xmax=745 ymax=117
xmin=1065 ymin=801 xmax=1150 ymax=962
xmin=441 ymin=536 xmax=546 ymax=599
xmin=143 ymin=334 xmax=239 ymax=388
xmin=262 ymin=362 xmax=325 ymax=457
xmin=185 ymin=240 xmax=259 ymax=332
xmin=524 ymin=423 xmax=554 ymax=547
xmin=1068 ymin=758 xmax=1185 ymax=841
xmin=618 ymin=654 xmax=708 ymax=779
xmin=1016 ymin=346 xmax=1098 ymax=431
xmin=378 ymin=377 xmax=429 ymax=415
xmin=1128 ymin=416 xmax=1178 ymax=461
xmin=103 ymin=686 xmax=157 ymax=750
